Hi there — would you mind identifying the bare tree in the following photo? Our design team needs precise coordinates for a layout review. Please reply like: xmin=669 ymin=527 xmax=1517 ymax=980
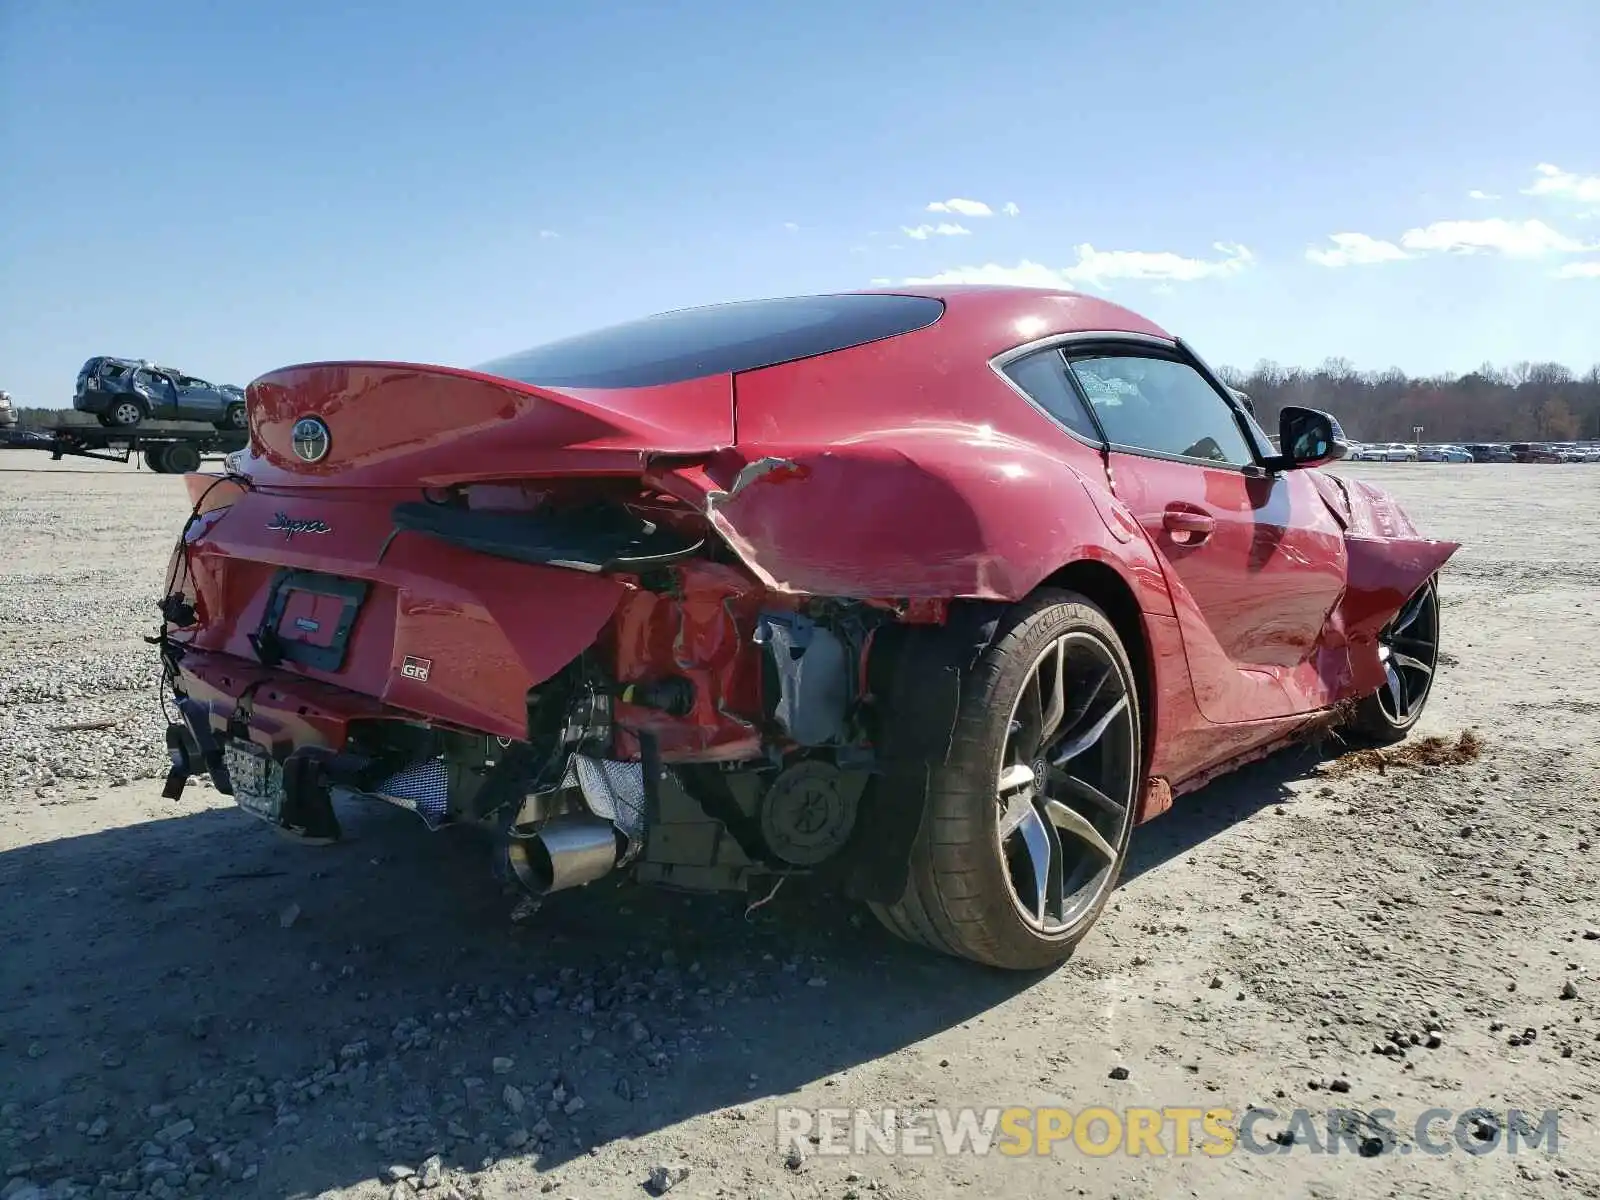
xmin=1218 ymin=360 xmax=1600 ymax=442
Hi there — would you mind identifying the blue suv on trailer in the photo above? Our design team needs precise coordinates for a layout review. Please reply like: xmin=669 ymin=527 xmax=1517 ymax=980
xmin=74 ymin=357 xmax=247 ymax=431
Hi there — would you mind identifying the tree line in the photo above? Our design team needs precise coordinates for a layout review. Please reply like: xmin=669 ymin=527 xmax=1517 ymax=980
xmin=14 ymin=407 xmax=104 ymax=428
xmin=15 ymin=357 xmax=1600 ymax=443
xmin=1217 ymin=359 xmax=1600 ymax=444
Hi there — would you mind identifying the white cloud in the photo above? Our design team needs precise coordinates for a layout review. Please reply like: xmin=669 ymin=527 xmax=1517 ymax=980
xmin=1002 ymin=201 xmax=1021 ymax=217
xmin=1066 ymin=241 xmax=1254 ymax=286
xmin=926 ymin=198 xmax=994 ymax=217
xmin=783 ymin=221 xmax=800 ymax=232
xmin=538 ymin=229 xmax=560 ymax=239
xmin=869 ymin=277 xmax=894 ymax=286
xmin=902 ymin=222 xmax=972 ymax=240
xmin=902 ymin=241 xmax=1254 ymax=289
xmin=1555 ymin=260 xmax=1600 ymax=279
xmin=1467 ymin=189 xmax=1500 ymax=201
xmin=1398 ymin=217 xmax=1593 ymax=257
xmin=1522 ymin=163 xmax=1600 ymax=204
xmin=1306 ymin=232 xmax=1411 ymax=268
xmin=902 ymin=260 xmax=1075 ymax=288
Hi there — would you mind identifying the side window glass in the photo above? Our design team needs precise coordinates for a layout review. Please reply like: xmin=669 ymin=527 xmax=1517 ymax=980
xmin=1066 ymin=355 xmax=1256 ymax=467
xmin=1001 ymin=350 xmax=1102 ymax=443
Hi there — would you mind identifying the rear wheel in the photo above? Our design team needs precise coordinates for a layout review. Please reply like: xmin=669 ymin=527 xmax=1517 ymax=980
xmin=1343 ymin=576 xmax=1441 ymax=744
xmin=162 ymin=442 xmax=203 ymax=474
xmin=216 ymin=403 xmax=247 ymax=431
xmin=105 ymin=399 xmax=145 ymax=428
xmin=870 ymin=590 xmax=1142 ymax=970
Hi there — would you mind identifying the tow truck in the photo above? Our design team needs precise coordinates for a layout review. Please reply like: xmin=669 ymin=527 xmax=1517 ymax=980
xmin=0 ymin=420 xmax=246 ymax=473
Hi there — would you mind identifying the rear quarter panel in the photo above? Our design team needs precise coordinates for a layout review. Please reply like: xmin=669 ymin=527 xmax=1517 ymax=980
xmin=718 ymin=293 xmax=1176 ymax=612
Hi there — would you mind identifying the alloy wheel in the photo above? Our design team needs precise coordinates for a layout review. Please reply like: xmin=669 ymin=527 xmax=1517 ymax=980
xmin=996 ymin=631 xmax=1138 ymax=933
xmin=1375 ymin=579 xmax=1440 ymax=725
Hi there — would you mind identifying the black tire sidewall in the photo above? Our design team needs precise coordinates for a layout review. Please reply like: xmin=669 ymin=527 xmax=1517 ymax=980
xmin=164 ymin=444 xmax=202 ymax=474
xmin=1348 ymin=576 xmax=1440 ymax=742
xmin=916 ymin=589 xmax=1142 ymax=968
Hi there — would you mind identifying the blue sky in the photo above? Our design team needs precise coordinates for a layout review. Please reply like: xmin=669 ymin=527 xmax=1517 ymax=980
xmin=3 ymin=0 xmax=1597 ymax=406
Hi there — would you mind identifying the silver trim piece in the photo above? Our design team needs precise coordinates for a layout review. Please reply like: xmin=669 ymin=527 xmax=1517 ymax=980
xmin=988 ymin=329 xmax=1176 ymax=372
xmin=290 ymin=416 xmax=331 ymax=464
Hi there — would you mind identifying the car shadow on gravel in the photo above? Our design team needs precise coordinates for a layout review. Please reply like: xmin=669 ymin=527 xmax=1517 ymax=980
xmin=1122 ymin=742 xmax=1331 ymax=882
xmin=0 ymin=746 xmax=1323 ymax=1195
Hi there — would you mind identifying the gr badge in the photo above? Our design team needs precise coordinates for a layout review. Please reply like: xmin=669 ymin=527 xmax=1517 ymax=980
xmin=400 ymin=656 xmax=432 ymax=682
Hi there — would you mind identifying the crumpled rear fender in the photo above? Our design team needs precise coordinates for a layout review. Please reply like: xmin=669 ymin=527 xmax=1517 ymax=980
xmin=653 ymin=433 xmax=1175 ymax=614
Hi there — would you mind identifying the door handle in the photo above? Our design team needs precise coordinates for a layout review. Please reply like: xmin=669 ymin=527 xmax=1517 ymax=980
xmin=1163 ymin=509 xmax=1215 ymax=541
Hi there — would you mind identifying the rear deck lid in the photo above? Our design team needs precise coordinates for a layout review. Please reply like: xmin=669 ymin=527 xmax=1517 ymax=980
xmin=243 ymin=294 xmax=943 ymax=488
xmin=246 ymin=364 xmax=735 ymax=488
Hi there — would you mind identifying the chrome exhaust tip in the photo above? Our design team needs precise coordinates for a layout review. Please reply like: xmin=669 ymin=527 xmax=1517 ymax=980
xmin=505 ymin=816 xmax=622 ymax=895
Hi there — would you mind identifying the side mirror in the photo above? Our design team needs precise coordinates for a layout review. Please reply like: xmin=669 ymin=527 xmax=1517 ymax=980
xmin=1274 ymin=405 xmax=1349 ymax=469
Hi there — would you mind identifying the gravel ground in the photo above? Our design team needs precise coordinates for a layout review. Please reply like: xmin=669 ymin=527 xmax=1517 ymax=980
xmin=1 ymin=453 xmax=1597 ymax=1200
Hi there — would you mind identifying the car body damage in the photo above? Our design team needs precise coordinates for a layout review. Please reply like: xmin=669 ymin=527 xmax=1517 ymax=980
xmin=154 ymin=287 xmax=1460 ymax=970
xmin=74 ymin=356 xmax=248 ymax=430
xmin=668 ymin=435 xmax=1175 ymax=604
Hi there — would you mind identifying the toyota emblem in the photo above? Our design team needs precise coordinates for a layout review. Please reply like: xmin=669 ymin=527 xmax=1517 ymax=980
xmin=290 ymin=416 xmax=331 ymax=464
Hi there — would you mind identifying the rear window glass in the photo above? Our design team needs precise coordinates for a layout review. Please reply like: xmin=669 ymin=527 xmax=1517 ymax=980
xmin=476 ymin=294 xmax=944 ymax=388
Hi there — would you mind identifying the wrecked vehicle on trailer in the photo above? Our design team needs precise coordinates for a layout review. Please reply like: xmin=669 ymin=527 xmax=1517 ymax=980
xmin=152 ymin=287 xmax=1458 ymax=970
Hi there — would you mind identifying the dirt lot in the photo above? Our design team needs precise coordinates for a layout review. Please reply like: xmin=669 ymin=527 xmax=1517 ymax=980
xmin=1 ymin=454 xmax=1597 ymax=1200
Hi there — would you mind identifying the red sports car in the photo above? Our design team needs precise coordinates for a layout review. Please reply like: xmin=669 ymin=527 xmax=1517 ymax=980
xmin=155 ymin=287 xmax=1456 ymax=970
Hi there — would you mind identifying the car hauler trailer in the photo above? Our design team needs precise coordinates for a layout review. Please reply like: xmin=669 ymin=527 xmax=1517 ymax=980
xmin=0 ymin=422 xmax=246 ymax=473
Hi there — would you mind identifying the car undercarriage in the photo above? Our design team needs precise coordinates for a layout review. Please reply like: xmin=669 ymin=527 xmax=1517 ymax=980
xmin=157 ymin=519 xmax=991 ymax=919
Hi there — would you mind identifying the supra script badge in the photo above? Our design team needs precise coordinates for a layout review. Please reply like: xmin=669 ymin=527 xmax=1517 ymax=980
xmin=266 ymin=512 xmax=332 ymax=540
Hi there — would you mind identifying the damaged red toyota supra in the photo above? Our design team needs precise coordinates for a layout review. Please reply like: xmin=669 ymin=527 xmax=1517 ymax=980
xmin=152 ymin=287 xmax=1458 ymax=970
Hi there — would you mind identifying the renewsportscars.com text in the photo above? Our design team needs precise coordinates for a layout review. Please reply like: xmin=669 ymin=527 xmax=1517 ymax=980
xmin=775 ymin=1105 xmax=1561 ymax=1158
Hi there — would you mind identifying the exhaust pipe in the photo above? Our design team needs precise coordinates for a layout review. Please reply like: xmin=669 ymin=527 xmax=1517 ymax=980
xmin=505 ymin=816 xmax=622 ymax=895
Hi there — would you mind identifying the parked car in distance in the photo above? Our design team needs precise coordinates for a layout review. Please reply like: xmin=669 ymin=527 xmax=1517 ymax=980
xmin=73 ymin=357 xmax=248 ymax=431
xmin=1342 ymin=441 xmax=1419 ymax=462
xmin=1365 ymin=442 xmax=1419 ymax=461
xmin=1464 ymin=443 xmax=1514 ymax=463
xmin=1509 ymin=442 xmax=1567 ymax=464
xmin=1419 ymin=444 xmax=1474 ymax=462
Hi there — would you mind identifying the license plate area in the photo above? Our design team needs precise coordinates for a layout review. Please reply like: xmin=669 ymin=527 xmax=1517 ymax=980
xmin=222 ymin=740 xmax=285 ymax=825
xmin=255 ymin=569 xmax=368 ymax=672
